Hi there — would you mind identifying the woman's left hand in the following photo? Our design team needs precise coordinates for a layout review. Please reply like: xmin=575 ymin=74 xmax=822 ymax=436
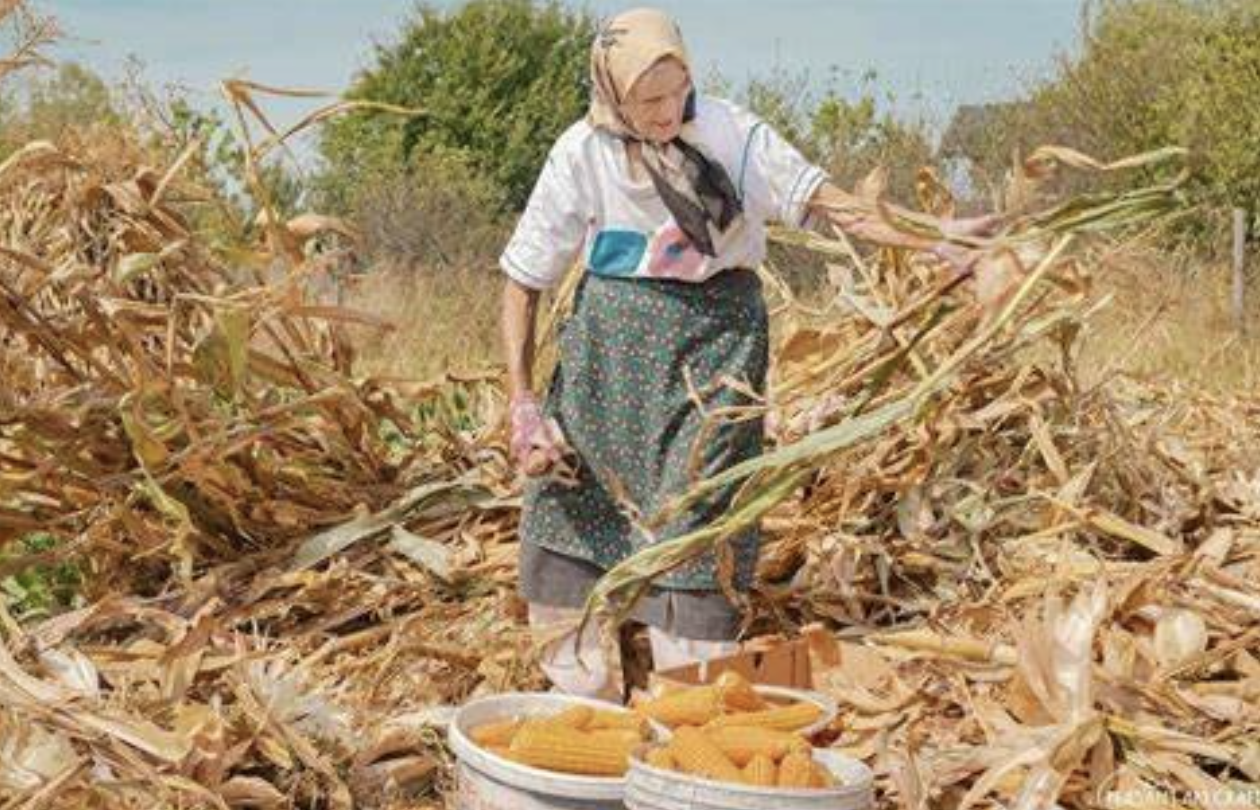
xmin=931 ymin=214 xmax=1034 ymax=318
xmin=940 ymin=214 xmax=1004 ymax=241
xmin=930 ymin=213 xmax=1004 ymax=276
xmin=509 ymin=393 xmax=578 ymax=484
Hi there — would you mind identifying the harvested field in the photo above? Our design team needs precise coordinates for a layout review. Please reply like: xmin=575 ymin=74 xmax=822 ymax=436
xmin=1 ymin=5 xmax=1257 ymax=809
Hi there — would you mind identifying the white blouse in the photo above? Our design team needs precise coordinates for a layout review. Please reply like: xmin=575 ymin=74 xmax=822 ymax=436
xmin=500 ymin=94 xmax=828 ymax=290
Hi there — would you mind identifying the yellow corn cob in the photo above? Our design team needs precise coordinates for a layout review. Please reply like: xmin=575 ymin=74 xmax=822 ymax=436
xmin=588 ymin=709 xmax=646 ymax=734
xmin=470 ymin=718 xmax=521 ymax=747
xmin=669 ymin=726 xmax=744 ymax=783
xmin=715 ymin=671 xmax=767 ymax=712
xmin=741 ymin=753 xmax=778 ymax=787
xmin=707 ymin=701 xmax=822 ymax=732
xmin=638 ymin=686 xmax=721 ymax=728
xmin=644 ymin=746 xmax=676 ymax=771
xmin=508 ymin=722 xmax=630 ymax=776
xmin=777 ymin=752 xmax=814 ymax=788
xmin=542 ymin=704 xmax=595 ymax=730
xmin=704 ymin=726 xmax=798 ymax=766
xmin=588 ymin=728 xmax=642 ymax=748
xmin=810 ymin=762 xmax=837 ymax=788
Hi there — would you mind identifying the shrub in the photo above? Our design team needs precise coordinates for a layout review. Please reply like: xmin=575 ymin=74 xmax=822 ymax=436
xmin=0 ymin=62 xmax=119 ymax=155
xmin=946 ymin=0 xmax=1260 ymax=241
xmin=316 ymin=0 xmax=594 ymax=214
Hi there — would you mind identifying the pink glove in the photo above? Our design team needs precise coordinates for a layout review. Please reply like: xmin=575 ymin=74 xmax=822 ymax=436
xmin=940 ymin=214 xmax=1003 ymax=240
xmin=930 ymin=215 xmax=1025 ymax=320
xmin=931 ymin=214 xmax=1004 ymax=276
xmin=509 ymin=393 xmax=571 ymax=478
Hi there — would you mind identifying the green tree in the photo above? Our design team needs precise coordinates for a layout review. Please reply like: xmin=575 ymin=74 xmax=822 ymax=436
xmin=0 ymin=62 xmax=119 ymax=155
xmin=719 ymin=68 xmax=934 ymax=292
xmin=809 ymin=90 xmax=933 ymax=204
xmin=316 ymin=0 xmax=593 ymax=213
xmin=1175 ymin=2 xmax=1260 ymax=222
xmin=954 ymin=0 xmax=1260 ymax=239
xmin=1029 ymin=0 xmax=1204 ymax=160
xmin=165 ymin=98 xmax=305 ymax=228
xmin=720 ymin=68 xmax=933 ymax=206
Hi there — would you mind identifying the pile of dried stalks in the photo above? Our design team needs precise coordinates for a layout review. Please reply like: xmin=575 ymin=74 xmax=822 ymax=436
xmin=743 ymin=233 xmax=1260 ymax=809
xmin=1 ymin=6 xmax=1257 ymax=808
xmin=572 ymin=150 xmax=1259 ymax=810
xmin=561 ymin=146 xmax=1257 ymax=808
xmin=0 ymin=152 xmax=525 ymax=806
xmin=2 ymin=8 xmax=525 ymax=806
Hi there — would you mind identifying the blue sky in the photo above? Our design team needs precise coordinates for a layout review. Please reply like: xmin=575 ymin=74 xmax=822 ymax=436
xmin=40 ymin=1 xmax=1084 ymax=156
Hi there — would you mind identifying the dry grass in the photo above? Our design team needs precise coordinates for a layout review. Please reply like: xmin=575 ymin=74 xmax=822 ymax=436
xmin=344 ymin=262 xmax=504 ymax=382
xmin=1074 ymin=242 xmax=1260 ymax=392
xmin=349 ymin=247 xmax=1260 ymax=398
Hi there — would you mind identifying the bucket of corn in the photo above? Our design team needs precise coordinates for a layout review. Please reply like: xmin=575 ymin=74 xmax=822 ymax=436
xmin=448 ymin=692 xmax=650 ymax=810
xmin=625 ymin=737 xmax=873 ymax=810
xmin=624 ymin=674 xmax=872 ymax=809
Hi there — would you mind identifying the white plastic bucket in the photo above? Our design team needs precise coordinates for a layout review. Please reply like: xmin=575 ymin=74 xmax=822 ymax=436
xmin=624 ymin=747 xmax=874 ymax=810
xmin=448 ymin=692 xmax=634 ymax=810
xmin=646 ymin=685 xmax=838 ymax=740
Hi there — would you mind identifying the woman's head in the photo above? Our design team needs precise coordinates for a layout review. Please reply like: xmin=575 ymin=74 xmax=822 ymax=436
xmin=589 ymin=8 xmax=693 ymax=143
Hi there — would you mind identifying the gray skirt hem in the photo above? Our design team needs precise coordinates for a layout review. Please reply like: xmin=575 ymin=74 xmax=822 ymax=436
xmin=519 ymin=541 xmax=743 ymax=641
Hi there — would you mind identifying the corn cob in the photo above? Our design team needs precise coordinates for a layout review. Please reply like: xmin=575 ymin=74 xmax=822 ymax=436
xmin=704 ymin=726 xmax=798 ymax=766
xmin=470 ymin=718 xmax=521 ymax=747
xmin=542 ymin=704 xmax=595 ymax=730
xmin=715 ymin=671 xmax=767 ymax=712
xmin=508 ymin=722 xmax=630 ymax=776
xmin=588 ymin=728 xmax=643 ymax=748
xmin=668 ymin=726 xmax=744 ymax=783
xmin=706 ymin=700 xmax=822 ymax=732
xmin=777 ymin=752 xmax=815 ymax=788
xmin=638 ymin=686 xmax=721 ymax=728
xmin=741 ymin=753 xmax=778 ymax=787
xmin=588 ymin=709 xmax=646 ymax=734
xmin=485 ymin=744 xmax=516 ymax=761
xmin=810 ymin=762 xmax=837 ymax=788
xmin=644 ymin=746 xmax=676 ymax=771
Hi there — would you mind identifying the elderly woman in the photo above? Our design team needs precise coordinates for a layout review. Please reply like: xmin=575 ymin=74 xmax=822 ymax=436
xmin=501 ymin=8 xmax=976 ymax=699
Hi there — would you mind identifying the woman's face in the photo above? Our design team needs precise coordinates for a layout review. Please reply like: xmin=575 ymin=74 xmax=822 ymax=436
xmin=622 ymin=57 xmax=691 ymax=143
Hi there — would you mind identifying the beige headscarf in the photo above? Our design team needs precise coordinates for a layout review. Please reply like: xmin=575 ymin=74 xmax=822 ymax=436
xmin=588 ymin=8 xmax=742 ymax=257
xmin=588 ymin=7 xmax=690 ymax=137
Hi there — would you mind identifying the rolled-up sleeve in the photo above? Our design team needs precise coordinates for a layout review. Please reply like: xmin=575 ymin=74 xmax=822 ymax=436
xmin=500 ymin=148 xmax=588 ymax=290
xmin=734 ymin=109 xmax=828 ymax=228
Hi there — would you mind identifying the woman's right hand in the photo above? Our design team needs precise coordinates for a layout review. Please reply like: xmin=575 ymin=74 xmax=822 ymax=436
xmin=509 ymin=392 xmax=570 ymax=478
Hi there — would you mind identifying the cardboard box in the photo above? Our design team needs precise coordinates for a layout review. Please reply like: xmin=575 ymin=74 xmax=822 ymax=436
xmin=651 ymin=625 xmax=840 ymax=691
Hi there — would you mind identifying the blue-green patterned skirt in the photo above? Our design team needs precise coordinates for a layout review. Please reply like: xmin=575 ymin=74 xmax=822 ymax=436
xmin=519 ymin=268 xmax=769 ymax=639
